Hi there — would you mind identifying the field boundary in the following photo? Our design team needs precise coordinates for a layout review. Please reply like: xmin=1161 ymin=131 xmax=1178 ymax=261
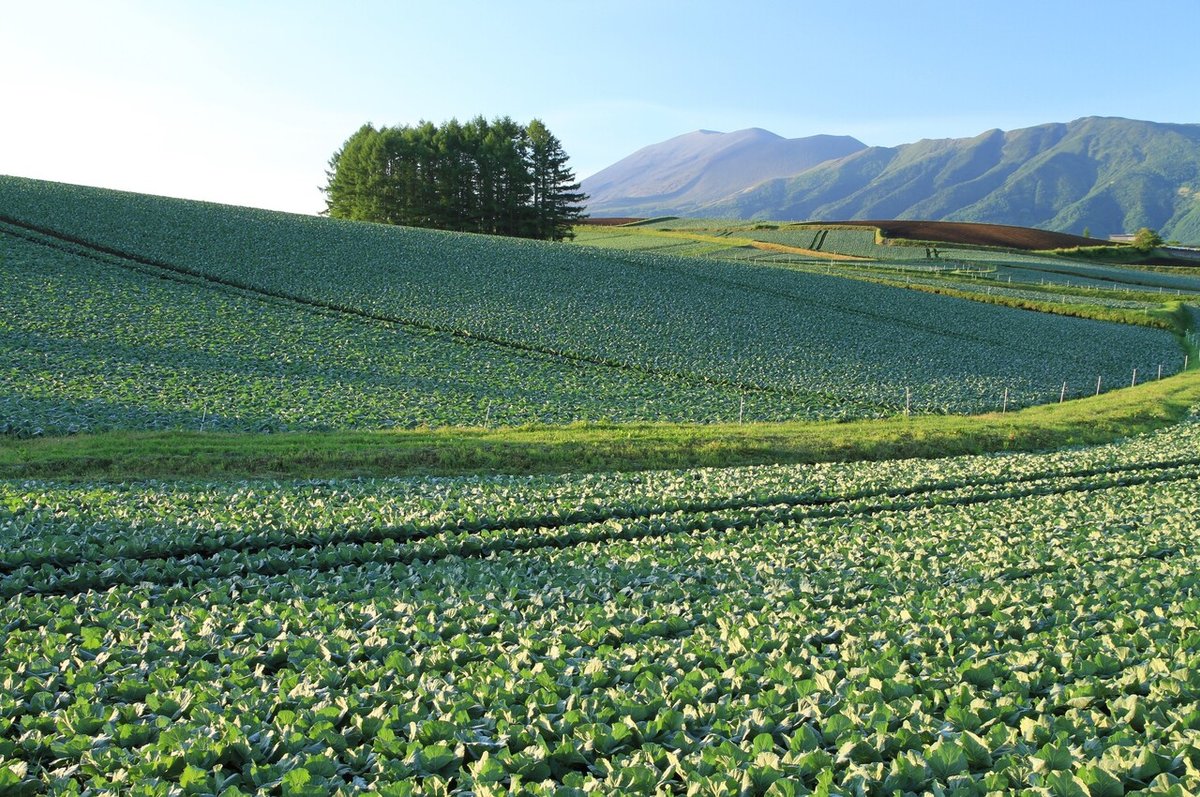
xmin=5 ymin=368 xmax=1199 ymax=481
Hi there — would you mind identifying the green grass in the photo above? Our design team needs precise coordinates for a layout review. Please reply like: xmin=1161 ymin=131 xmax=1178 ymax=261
xmin=6 ymin=367 xmax=1198 ymax=481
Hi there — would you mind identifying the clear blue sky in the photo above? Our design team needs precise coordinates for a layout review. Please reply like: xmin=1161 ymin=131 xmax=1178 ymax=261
xmin=3 ymin=0 xmax=1196 ymax=214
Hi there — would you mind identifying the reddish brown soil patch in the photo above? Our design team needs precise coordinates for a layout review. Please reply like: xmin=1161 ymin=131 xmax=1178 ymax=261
xmin=580 ymin=217 xmax=646 ymax=226
xmin=818 ymin=220 xmax=1097 ymax=251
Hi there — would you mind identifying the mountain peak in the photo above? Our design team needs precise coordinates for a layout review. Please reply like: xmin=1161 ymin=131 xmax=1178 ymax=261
xmin=582 ymin=130 xmax=865 ymax=209
xmin=582 ymin=118 xmax=1200 ymax=243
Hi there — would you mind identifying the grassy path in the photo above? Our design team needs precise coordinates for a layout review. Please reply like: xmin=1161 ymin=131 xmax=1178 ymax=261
xmin=5 ymin=368 xmax=1199 ymax=481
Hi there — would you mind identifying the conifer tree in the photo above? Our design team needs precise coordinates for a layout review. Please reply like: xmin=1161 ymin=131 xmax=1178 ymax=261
xmin=526 ymin=119 xmax=587 ymax=241
xmin=323 ymin=123 xmax=387 ymax=221
xmin=323 ymin=117 xmax=587 ymax=241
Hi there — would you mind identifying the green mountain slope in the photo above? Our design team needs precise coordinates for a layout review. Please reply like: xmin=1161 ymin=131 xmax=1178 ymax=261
xmin=651 ymin=118 xmax=1200 ymax=243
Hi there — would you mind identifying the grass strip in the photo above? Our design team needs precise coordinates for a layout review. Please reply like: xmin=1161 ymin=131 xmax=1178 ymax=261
xmin=3 ymin=369 xmax=1199 ymax=482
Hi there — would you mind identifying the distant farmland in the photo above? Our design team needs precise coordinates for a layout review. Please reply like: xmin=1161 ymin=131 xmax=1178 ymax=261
xmin=811 ymin=219 xmax=1099 ymax=250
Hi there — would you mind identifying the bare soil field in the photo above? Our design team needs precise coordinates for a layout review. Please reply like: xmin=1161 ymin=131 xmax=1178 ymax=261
xmin=579 ymin=217 xmax=646 ymax=226
xmin=820 ymin=219 xmax=1097 ymax=250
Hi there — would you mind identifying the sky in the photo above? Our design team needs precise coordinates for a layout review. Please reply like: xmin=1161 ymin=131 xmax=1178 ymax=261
xmin=3 ymin=0 xmax=1197 ymax=215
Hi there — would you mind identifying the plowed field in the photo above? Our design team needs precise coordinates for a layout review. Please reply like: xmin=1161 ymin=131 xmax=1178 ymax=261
xmin=822 ymin=220 xmax=1097 ymax=250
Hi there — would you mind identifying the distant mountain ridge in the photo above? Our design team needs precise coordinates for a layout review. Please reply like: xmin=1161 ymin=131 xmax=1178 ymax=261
xmin=581 ymin=129 xmax=866 ymax=216
xmin=582 ymin=118 xmax=1200 ymax=243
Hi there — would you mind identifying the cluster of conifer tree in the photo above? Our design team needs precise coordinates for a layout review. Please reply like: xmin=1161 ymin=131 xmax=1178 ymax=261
xmin=322 ymin=117 xmax=586 ymax=241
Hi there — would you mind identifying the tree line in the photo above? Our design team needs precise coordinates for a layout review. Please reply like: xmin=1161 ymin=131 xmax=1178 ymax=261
xmin=322 ymin=117 xmax=586 ymax=241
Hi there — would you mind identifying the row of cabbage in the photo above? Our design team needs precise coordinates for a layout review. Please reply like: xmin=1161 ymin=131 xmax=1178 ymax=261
xmin=3 ymin=422 xmax=1200 ymax=793
xmin=832 ymin=266 xmax=1169 ymax=311
xmin=0 ymin=178 xmax=1185 ymax=424
xmin=5 ymin=416 xmax=1200 ymax=577
xmin=734 ymin=255 xmax=1170 ymax=312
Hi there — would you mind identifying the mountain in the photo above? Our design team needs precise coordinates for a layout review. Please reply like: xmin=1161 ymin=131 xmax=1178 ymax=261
xmin=581 ymin=128 xmax=866 ymax=217
xmin=584 ymin=118 xmax=1200 ymax=243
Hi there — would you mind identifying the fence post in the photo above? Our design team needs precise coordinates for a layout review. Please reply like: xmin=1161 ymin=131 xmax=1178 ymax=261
xmin=1096 ymin=375 xmax=1102 ymax=396
xmin=1060 ymin=382 xmax=1067 ymax=403
xmin=738 ymin=395 xmax=745 ymax=424
xmin=1002 ymin=387 xmax=1009 ymax=413
xmin=1131 ymin=369 xmax=1138 ymax=388
xmin=905 ymin=387 xmax=911 ymax=417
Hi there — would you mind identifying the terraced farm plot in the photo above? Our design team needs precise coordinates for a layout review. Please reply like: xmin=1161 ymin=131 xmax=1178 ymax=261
xmin=0 ymin=177 xmax=1186 ymax=430
xmin=568 ymin=228 xmax=742 ymax=259
xmin=3 ymin=421 xmax=1200 ymax=793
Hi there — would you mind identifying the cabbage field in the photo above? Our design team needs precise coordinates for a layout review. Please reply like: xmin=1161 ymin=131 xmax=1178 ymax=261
xmin=4 ymin=175 xmax=1200 ymax=794
xmin=0 ymin=231 xmax=770 ymax=435
xmin=3 ymin=419 xmax=1200 ymax=793
xmin=0 ymin=177 xmax=1187 ymax=432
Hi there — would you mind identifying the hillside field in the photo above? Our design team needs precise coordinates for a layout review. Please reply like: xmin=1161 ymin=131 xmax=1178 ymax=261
xmin=2 ymin=177 xmax=1189 ymax=434
xmin=3 ymin=177 xmax=1200 ymax=793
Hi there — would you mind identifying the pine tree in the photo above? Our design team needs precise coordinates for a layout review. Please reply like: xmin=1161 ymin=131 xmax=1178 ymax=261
xmin=324 ymin=117 xmax=585 ymax=241
xmin=322 ymin=123 xmax=387 ymax=221
xmin=526 ymin=119 xmax=587 ymax=241
xmin=487 ymin=116 xmax=532 ymax=236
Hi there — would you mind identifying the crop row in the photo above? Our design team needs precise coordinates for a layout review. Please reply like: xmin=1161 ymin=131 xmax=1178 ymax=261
xmin=0 ymin=177 xmax=1184 ymax=426
xmin=3 ymin=443 xmax=1200 ymax=592
xmin=6 ymin=417 xmax=1200 ymax=573
xmin=3 ymin=420 xmax=1200 ymax=792
xmin=5 ymin=459 xmax=1197 ymax=600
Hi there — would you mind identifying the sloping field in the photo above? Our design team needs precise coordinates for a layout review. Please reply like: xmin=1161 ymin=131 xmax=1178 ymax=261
xmin=575 ymin=219 xmax=1200 ymax=303
xmin=0 ymin=177 xmax=1185 ymax=433
xmin=1 ymin=230 xmax=772 ymax=435
xmin=616 ymin=220 xmax=1097 ymax=265
xmin=4 ymin=419 xmax=1200 ymax=791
